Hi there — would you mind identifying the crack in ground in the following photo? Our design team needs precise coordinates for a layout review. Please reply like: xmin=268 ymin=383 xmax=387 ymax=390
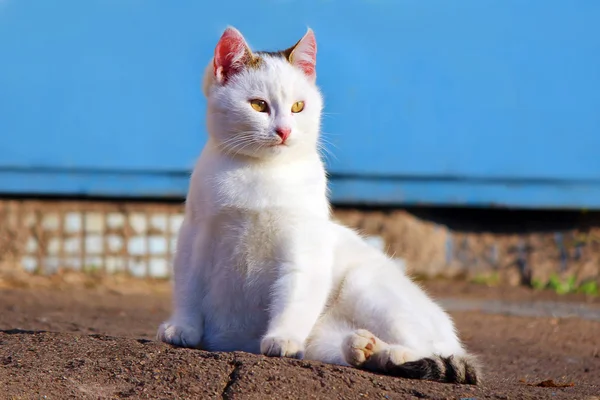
xmin=0 ymin=328 xmax=47 ymax=335
xmin=221 ymin=358 xmax=243 ymax=400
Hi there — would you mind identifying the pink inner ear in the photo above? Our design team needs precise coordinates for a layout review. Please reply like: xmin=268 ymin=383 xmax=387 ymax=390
xmin=213 ymin=27 xmax=249 ymax=82
xmin=290 ymin=29 xmax=317 ymax=78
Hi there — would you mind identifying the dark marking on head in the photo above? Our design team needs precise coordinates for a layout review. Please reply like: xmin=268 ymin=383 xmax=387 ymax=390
xmin=241 ymin=49 xmax=289 ymax=70
xmin=255 ymin=50 xmax=286 ymax=58
xmin=256 ymin=47 xmax=293 ymax=61
xmin=254 ymin=37 xmax=302 ymax=65
xmin=245 ymin=49 xmax=263 ymax=69
xmin=241 ymin=50 xmax=286 ymax=71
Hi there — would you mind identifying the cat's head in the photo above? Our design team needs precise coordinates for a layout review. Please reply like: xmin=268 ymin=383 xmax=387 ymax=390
xmin=203 ymin=27 xmax=323 ymax=160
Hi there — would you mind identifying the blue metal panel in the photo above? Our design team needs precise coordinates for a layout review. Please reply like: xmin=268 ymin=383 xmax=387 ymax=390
xmin=2 ymin=171 xmax=600 ymax=210
xmin=1 ymin=0 xmax=599 ymax=207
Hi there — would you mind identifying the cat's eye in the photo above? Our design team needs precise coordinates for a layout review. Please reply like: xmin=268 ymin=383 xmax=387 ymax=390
xmin=250 ymin=99 xmax=269 ymax=113
xmin=291 ymin=101 xmax=305 ymax=113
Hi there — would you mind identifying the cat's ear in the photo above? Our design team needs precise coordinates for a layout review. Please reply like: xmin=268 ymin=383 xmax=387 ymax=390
xmin=213 ymin=26 xmax=252 ymax=84
xmin=288 ymin=28 xmax=317 ymax=81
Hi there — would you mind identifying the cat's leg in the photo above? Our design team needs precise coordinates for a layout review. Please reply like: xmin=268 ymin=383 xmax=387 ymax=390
xmin=341 ymin=328 xmax=479 ymax=384
xmin=335 ymin=266 xmax=480 ymax=383
xmin=307 ymin=314 xmax=479 ymax=385
xmin=304 ymin=301 xmax=423 ymax=367
xmin=305 ymin=315 xmax=420 ymax=367
xmin=157 ymin=220 xmax=204 ymax=348
xmin=260 ymin=218 xmax=335 ymax=359
xmin=341 ymin=262 xmax=467 ymax=356
xmin=319 ymin=224 xmax=481 ymax=384
xmin=304 ymin=313 xmax=354 ymax=365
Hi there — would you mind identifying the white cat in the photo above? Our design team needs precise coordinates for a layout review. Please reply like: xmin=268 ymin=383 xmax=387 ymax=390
xmin=157 ymin=27 xmax=480 ymax=385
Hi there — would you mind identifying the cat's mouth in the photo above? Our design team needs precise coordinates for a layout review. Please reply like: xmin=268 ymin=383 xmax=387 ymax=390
xmin=268 ymin=141 xmax=288 ymax=147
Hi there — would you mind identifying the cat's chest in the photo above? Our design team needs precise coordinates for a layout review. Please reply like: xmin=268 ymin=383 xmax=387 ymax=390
xmin=190 ymin=148 xmax=329 ymax=217
xmin=215 ymin=167 xmax=327 ymax=212
xmin=212 ymin=207 xmax=287 ymax=268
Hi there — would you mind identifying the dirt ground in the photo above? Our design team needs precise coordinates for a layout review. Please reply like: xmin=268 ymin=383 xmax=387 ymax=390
xmin=1 ymin=276 xmax=599 ymax=399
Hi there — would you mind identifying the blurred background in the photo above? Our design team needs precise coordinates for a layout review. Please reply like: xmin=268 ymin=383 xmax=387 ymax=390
xmin=1 ymin=0 xmax=599 ymax=295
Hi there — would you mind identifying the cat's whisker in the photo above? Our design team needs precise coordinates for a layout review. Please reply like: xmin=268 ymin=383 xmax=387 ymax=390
xmin=220 ymin=136 xmax=252 ymax=148
xmin=321 ymin=111 xmax=340 ymax=119
xmin=319 ymin=150 xmax=337 ymax=163
xmin=227 ymin=140 xmax=256 ymax=158
xmin=316 ymin=136 xmax=339 ymax=162
xmin=219 ymin=134 xmax=255 ymax=150
xmin=320 ymin=130 xmax=341 ymax=140
xmin=219 ymin=142 xmax=250 ymax=157
xmin=319 ymin=146 xmax=338 ymax=160
xmin=218 ymin=139 xmax=250 ymax=157
xmin=319 ymin=136 xmax=338 ymax=149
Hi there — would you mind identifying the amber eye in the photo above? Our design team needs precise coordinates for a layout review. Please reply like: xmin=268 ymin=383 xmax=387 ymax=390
xmin=291 ymin=101 xmax=305 ymax=113
xmin=250 ymin=99 xmax=268 ymax=113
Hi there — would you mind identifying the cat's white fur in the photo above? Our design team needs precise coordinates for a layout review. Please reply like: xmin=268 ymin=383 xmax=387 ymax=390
xmin=158 ymin=27 xmax=477 ymax=383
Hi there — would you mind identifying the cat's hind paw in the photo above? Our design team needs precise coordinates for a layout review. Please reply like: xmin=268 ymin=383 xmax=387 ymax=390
xmin=342 ymin=329 xmax=386 ymax=367
xmin=260 ymin=336 xmax=304 ymax=359
xmin=156 ymin=321 xmax=202 ymax=349
xmin=343 ymin=329 xmax=419 ymax=372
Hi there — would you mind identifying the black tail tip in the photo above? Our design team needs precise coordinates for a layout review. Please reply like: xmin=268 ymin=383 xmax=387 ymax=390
xmin=387 ymin=354 xmax=481 ymax=385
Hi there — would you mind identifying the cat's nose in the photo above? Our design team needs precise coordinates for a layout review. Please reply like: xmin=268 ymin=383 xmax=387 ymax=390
xmin=275 ymin=127 xmax=291 ymax=143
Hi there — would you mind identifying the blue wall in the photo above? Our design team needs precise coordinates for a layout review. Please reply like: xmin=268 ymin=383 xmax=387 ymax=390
xmin=1 ymin=0 xmax=599 ymax=208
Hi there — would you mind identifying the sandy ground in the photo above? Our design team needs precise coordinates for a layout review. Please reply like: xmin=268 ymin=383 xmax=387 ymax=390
xmin=0 ymin=276 xmax=599 ymax=399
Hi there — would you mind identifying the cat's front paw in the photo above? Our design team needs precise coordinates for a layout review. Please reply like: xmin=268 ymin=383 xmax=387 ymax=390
xmin=156 ymin=321 xmax=202 ymax=349
xmin=260 ymin=336 xmax=304 ymax=359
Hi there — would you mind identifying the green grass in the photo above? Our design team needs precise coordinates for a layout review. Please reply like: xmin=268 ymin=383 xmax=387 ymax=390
xmin=469 ymin=272 xmax=500 ymax=286
xmin=578 ymin=280 xmax=599 ymax=296
xmin=532 ymin=273 xmax=598 ymax=296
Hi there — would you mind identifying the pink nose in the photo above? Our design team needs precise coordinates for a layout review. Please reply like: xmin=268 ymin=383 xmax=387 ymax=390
xmin=275 ymin=127 xmax=291 ymax=142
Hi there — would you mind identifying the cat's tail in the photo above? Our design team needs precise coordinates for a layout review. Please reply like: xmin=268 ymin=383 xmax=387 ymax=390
xmin=386 ymin=354 xmax=481 ymax=385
